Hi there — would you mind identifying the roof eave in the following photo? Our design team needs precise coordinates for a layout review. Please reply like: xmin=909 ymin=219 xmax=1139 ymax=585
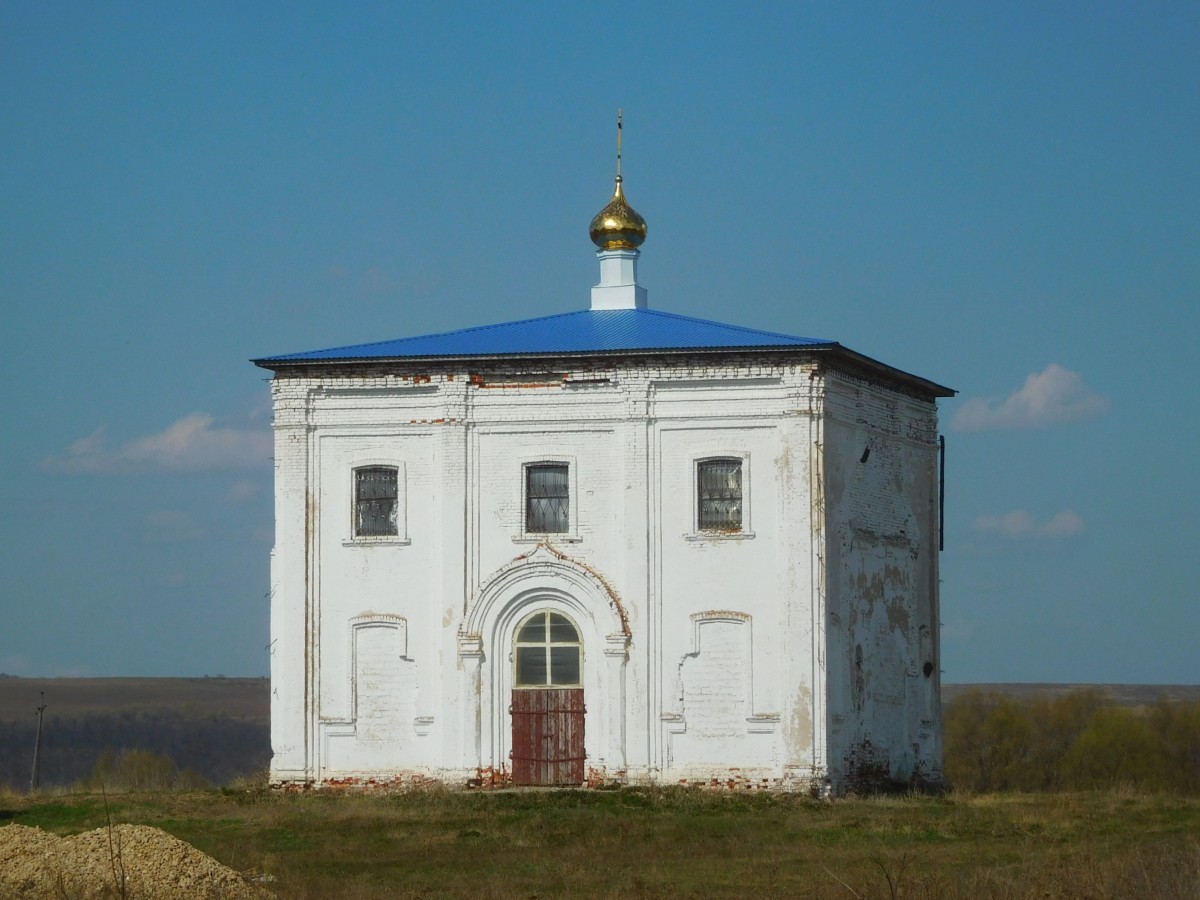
xmin=252 ymin=342 xmax=955 ymax=398
xmin=819 ymin=345 xmax=956 ymax=398
xmin=253 ymin=343 xmax=834 ymax=370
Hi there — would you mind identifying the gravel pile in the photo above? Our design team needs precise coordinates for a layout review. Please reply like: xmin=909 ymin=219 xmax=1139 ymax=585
xmin=0 ymin=822 xmax=271 ymax=899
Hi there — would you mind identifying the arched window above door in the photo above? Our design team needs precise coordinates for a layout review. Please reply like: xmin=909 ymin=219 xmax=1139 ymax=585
xmin=514 ymin=611 xmax=582 ymax=688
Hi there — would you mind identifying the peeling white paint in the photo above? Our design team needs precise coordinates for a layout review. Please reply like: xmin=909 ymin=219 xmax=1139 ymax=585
xmin=266 ymin=359 xmax=944 ymax=793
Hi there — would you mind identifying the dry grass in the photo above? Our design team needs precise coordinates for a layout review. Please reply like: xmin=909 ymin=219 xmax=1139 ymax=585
xmin=3 ymin=786 xmax=1199 ymax=898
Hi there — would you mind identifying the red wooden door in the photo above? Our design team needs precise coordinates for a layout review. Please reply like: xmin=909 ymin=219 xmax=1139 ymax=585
xmin=510 ymin=688 xmax=585 ymax=785
xmin=511 ymin=610 xmax=585 ymax=785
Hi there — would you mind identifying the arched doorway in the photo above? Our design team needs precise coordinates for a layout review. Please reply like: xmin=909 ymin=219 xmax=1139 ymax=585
xmin=510 ymin=610 xmax=585 ymax=785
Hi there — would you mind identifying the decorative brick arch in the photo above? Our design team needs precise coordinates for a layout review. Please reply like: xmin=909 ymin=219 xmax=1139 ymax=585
xmin=464 ymin=543 xmax=629 ymax=639
xmin=458 ymin=543 xmax=630 ymax=782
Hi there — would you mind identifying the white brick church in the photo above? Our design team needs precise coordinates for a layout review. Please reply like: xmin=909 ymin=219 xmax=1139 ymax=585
xmin=254 ymin=157 xmax=953 ymax=794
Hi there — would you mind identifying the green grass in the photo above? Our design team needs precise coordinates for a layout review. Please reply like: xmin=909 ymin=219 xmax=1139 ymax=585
xmin=4 ymin=786 xmax=1200 ymax=898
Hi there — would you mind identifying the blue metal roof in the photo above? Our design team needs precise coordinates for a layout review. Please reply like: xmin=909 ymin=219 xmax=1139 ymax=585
xmin=256 ymin=308 xmax=835 ymax=364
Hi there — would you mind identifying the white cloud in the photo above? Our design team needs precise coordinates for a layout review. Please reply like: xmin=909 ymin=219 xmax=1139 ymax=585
xmin=974 ymin=509 xmax=1036 ymax=537
xmin=973 ymin=509 xmax=1084 ymax=539
xmin=1038 ymin=509 xmax=1086 ymax=537
xmin=44 ymin=413 xmax=271 ymax=474
xmin=952 ymin=364 xmax=1109 ymax=431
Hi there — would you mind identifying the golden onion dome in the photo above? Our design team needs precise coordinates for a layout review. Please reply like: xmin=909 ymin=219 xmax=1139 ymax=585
xmin=589 ymin=176 xmax=647 ymax=250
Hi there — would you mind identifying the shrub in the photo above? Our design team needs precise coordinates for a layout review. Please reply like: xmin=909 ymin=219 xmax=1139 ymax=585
xmin=88 ymin=749 xmax=211 ymax=792
xmin=945 ymin=689 xmax=1200 ymax=794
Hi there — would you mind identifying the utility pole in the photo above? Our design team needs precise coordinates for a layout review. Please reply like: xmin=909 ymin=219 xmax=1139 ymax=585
xmin=30 ymin=693 xmax=46 ymax=792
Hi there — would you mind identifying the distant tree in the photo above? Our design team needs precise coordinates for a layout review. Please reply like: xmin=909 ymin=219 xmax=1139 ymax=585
xmin=1062 ymin=707 xmax=1166 ymax=789
xmin=943 ymin=688 xmax=993 ymax=791
xmin=944 ymin=690 xmax=1038 ymax=791
xmin=944 ymin=689 xmax=1200 ymax=795
xmin=1025 ymin=689 xmax=1106 ymax=790
xmin=1147 ymin=697 xmax=1200 ymax=793
xmin=977 ymin=698 xmax=1036 ymax=791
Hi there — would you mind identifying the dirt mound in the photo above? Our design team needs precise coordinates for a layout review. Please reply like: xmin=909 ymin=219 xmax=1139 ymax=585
xmin=0 ymin=822 xmax=271 ymax=899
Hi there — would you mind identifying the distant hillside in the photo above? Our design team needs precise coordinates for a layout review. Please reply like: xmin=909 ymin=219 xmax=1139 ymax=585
xmin=942 ymin=683 xmax=1200 ymax=707
xmin=9 ymin=677 xmax=1195 ymax=720
xmin=0 ymin=677 xmax=268 ymax=790
xmin=0 ymin=676 xmax=268 ymax=720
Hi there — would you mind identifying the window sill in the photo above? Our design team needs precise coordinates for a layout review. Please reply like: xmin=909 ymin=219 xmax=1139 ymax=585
xmin=683 ymin=530 xmax=755 ymax=542
xmin=512 ymin=534 xmax=582 ymax=544
xmin=342 ymin=536 xmax=412 ymax=547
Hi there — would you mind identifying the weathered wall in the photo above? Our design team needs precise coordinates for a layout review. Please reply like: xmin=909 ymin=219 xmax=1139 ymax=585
xmin=820 ymin=370 xmax=943 ymax=793
xmin=267 ymin=354 xmax=939 ymax=792
xmin=652 ymin=371 xmax=820 ymax=787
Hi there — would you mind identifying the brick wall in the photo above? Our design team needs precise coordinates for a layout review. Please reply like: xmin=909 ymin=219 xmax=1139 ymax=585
xmin=266 ymin=353 xmax=942 ymax=792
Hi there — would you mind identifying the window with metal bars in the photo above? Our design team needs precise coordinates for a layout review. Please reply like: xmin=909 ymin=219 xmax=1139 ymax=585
xmin=354 ymin=466 xmax=398 ymax=537
xmin=514 ymin=610 xmax=582 ymax=687
xmin=525 ymin=463 xmax=569 ymax=533
xmin=697 ymin=458 xmax=743 ymax=531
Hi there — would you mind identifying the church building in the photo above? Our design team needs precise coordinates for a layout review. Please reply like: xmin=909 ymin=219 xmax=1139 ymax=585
xmin=254 ymin=150 xmax=953 ymax=794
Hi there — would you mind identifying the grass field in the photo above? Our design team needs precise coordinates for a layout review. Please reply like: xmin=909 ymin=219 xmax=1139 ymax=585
xmin=4 ymin=680 xmax=1199 ymax=896
xmin=5 ymin=786 xmax=1199 ymax=898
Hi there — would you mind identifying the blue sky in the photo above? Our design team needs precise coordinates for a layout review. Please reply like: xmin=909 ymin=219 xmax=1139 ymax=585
xmin=2 ymin=2 xmax=1196 ymax=683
